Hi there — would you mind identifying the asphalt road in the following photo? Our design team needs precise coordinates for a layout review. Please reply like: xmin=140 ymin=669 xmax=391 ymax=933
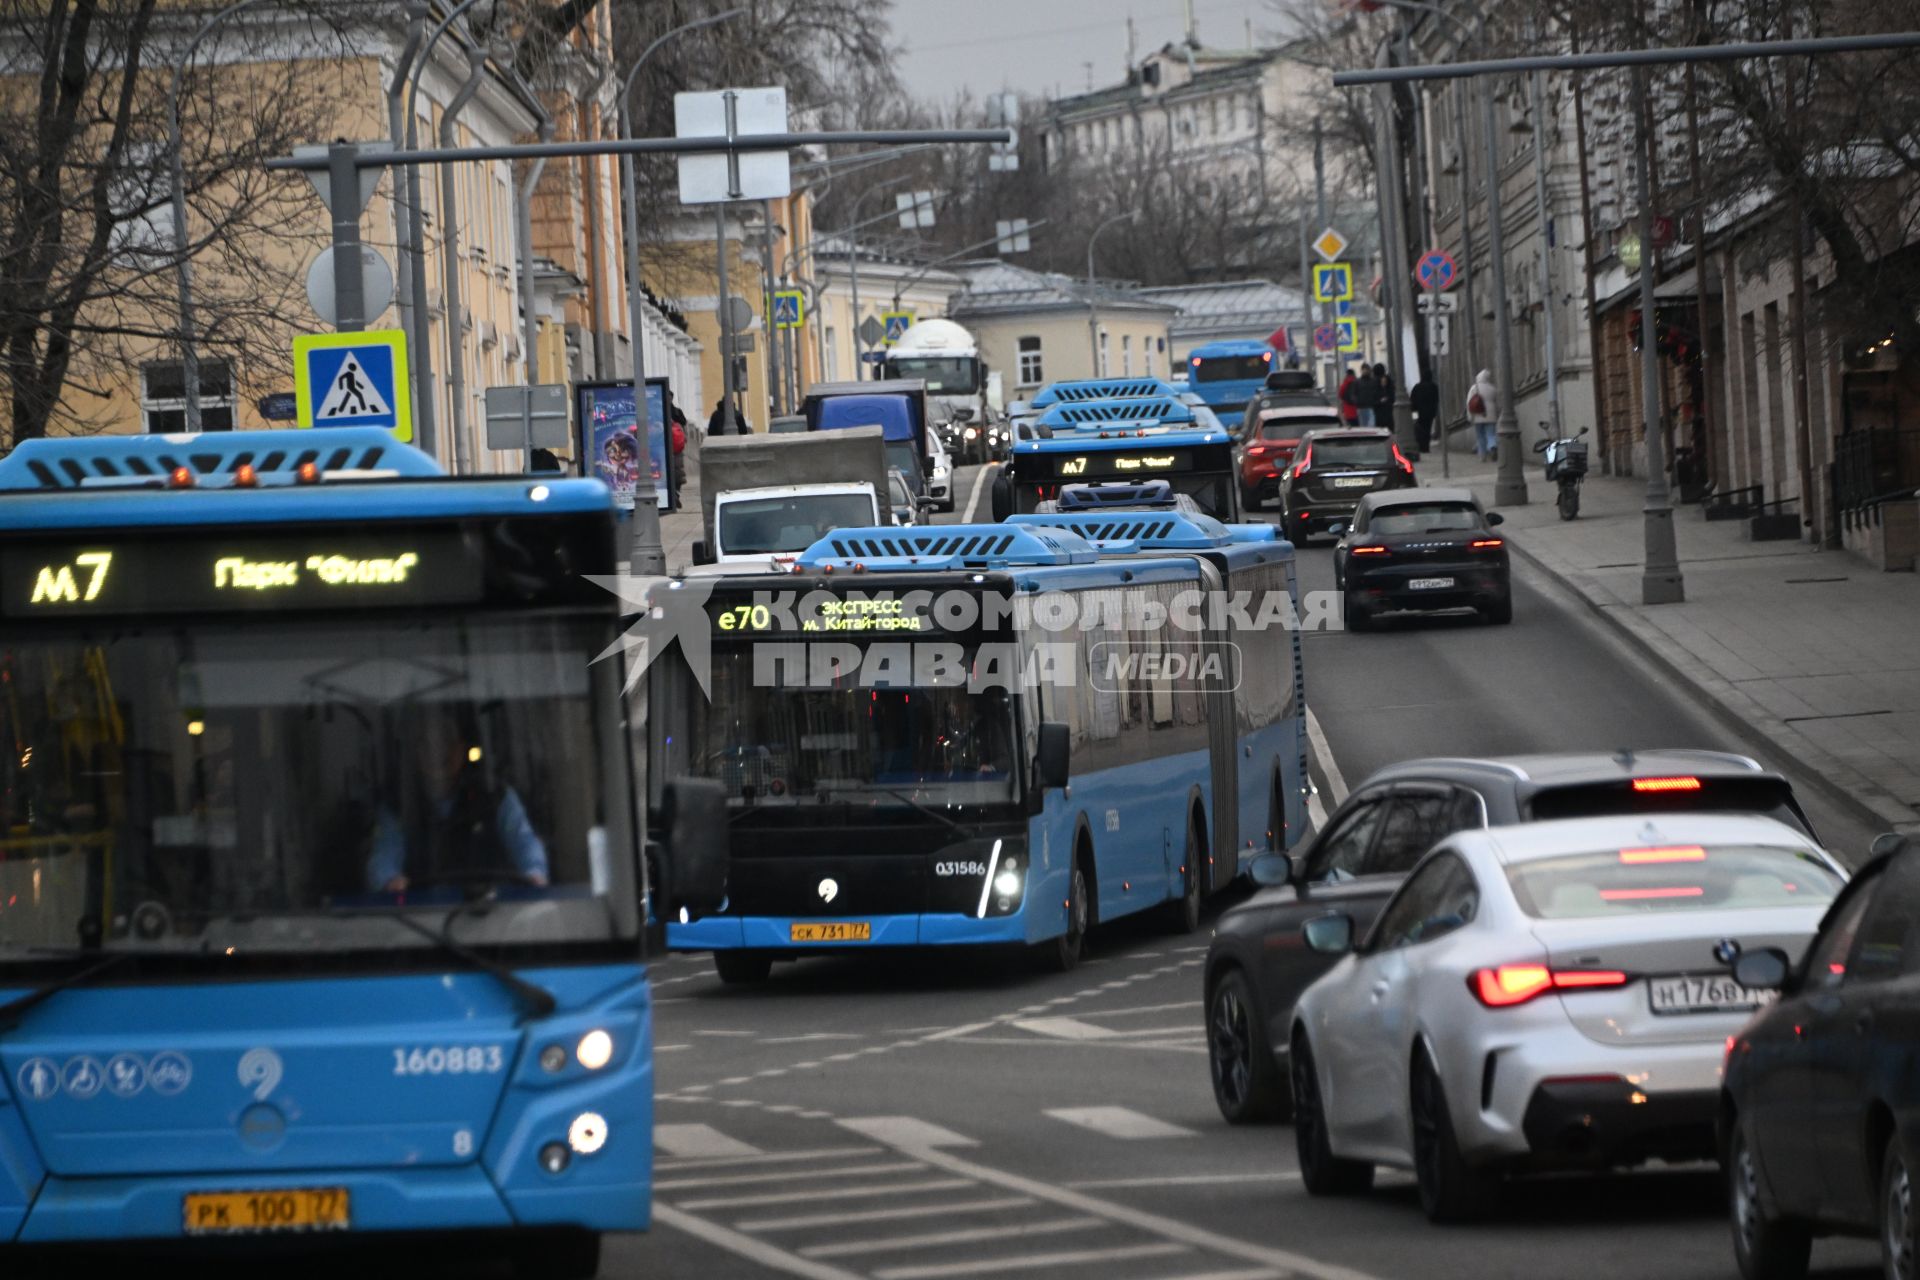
xmin=614 ymin=463 xmax=1881 ymax=1280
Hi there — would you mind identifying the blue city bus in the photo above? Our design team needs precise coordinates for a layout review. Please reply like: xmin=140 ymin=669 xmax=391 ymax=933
xmin=1001 ymin=395 xmax=1241 ymax=520
xmin=1184 ymin=339 xmax=1279 ymax=430
xmin=653 ymin=515 xmax=1305 ymax=982
xmin=0 ymin=429 xmax=720 ymax=1274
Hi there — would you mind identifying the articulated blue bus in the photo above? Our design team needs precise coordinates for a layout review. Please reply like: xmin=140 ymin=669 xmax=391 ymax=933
xmin=0 ymin=429 xmax=720 ymax=1274
xmin=1184 ymin=339 xmax=1280 ymax=430
xmin=655 ymin=513 xmax=1307 ymax=982
xmin=999 ymin=393 xmax=1241 ymax=520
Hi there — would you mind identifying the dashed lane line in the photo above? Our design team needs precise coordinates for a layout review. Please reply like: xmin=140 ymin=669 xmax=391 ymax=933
xmin=871 ymin=1242 xmax=1189 ymax=1280
xmin=1304 ymin=703 xmax=1348 ymax=805
xmin=797 ymin=1217 xmax=1105 ymax=1260
xmin=835 ymin=1116 xmax=977 ymax=1149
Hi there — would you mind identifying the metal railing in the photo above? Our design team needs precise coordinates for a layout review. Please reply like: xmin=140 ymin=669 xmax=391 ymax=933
xmin=1833 ymin=426 xmax=1920 ymax=532
xmin=1703 ymin=484 xmax=1763 ymax=522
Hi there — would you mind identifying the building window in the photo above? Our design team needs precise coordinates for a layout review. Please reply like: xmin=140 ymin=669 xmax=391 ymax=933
xmin=1098 ymin=330 xmax=1110 ymax=377
xmin=142 ymin=359 xmax=235 ymax=432
xmin=1122 ymin=334 xmax=1133 ymax=375
xmin=1017 ymin=335 xmax=1044 ymax=386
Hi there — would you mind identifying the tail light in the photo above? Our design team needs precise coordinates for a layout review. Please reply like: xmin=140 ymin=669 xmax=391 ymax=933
xmin=1469 ymin=537 xmax=1504 ymax=550
xmin=1470 ymin=964 xmax=1629 ymax=1007
xmin=1246 ymin=444 xmax=1268 ymax=457
xmin=1631 ymin=776 xmax=1701 ymax=792
xmin=1291 ymin=443 xmax=1312 ymax=479
xmin=1349 ymin=544 xmax=1389 ymax=556
xmin=1392 ymin=444 xmax=1414 ymax=474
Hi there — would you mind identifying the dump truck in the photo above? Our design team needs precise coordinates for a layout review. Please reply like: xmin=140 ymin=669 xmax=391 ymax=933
xmin=693 ymin=425 xmax=901 ymax=566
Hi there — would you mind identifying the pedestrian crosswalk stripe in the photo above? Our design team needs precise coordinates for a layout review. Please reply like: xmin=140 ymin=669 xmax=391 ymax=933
xmin=313 ymin=352 xmax=392 ymax=421
xmin=837 ymin=1116 xmax=978 ymax=1149
xmin=1042 ymin=1106 xmax=1198 ymax=1140
xmin=678 ymin=1177 xmax=972 ymax=1212
xmin=734 ymin=1196 xmax=1034 ymax=1234
xmin=657 ymin=1161 xmax=922 ymax=1192
xmin=654 ymin=1123 xmax=761 ymax=1159
xmin=1010 ymin=1016 xmax=1114 ymax=1040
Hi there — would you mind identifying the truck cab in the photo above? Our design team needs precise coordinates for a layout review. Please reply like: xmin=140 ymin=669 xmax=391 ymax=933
xmin=882 ymin=319 xmax=1000 ymax=465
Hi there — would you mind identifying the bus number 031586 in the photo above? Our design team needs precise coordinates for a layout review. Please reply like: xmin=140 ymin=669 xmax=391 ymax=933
xmin=392 ymin=1046 xmax=505 ymax=1076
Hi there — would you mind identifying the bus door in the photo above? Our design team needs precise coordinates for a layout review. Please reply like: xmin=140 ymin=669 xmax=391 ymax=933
xmin=1194 ymin=557 xmax=1238 ymax=895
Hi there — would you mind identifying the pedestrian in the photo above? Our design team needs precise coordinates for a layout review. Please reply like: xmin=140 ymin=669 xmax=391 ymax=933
xmin=1338 ymin=367 xmax=1360 ymax=424
xmin=1373 ymin=363 xmax=1394 ymax=413
xmin=1410 ymin=368 xmax=1439 ymax=453
xmin=1352 ymin=365 xmax=1381 ymax=427
xmin=1467 ymin=369 xmax=1499 ymax=460
xmin=668 ymin=406 xmax=689 ymax=510
xmin=706 ymin=396 xmax=747 ymax=436
xmin=528 ymin=448 xmax=562 ymax=474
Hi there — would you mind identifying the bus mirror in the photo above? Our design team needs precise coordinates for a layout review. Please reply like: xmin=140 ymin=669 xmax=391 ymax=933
xmin=1036 ymin=722 xmax=1071 ymax=790
xmin=661 ymin=778 xmax=729 ymax=919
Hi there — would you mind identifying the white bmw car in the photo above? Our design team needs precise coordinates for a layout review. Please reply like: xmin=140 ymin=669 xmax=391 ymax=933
xmin=1289 ymin=814 xmax=1846 ymax=1222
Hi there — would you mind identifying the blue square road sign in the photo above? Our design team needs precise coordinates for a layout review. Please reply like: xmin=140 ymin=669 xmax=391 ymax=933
xmin=293 ymin=329 xmax=412 ymax=442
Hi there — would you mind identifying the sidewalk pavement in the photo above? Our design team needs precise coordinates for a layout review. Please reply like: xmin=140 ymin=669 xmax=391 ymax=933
xmin=1427 ymin=440 xmax=1920 ymax=837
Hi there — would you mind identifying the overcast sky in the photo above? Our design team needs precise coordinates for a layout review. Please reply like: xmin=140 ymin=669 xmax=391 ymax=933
xmin=890 ymin=0 xmax=1288 ymax=104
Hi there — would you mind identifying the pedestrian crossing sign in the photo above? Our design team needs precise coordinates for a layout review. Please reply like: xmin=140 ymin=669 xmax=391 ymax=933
xmin=1313 ymin=262 xmax=1354 ymax=304
xmin=770 ymin=289 xmax=805 ymax=329
xmin=293 ymin=329 xmax=412 ymax=442
xmin=1337 ymin=318 xmax=1361 ymax=352
xmin=882 ymin=312 xmax=914 ymax=345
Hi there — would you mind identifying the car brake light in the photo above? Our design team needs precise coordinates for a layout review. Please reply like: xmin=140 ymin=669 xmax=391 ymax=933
xmin=1470 ymin=964 xmax=1628 ymax=1007
xmin=1619 ymin=845 xmax=1706 ymax=864
xmin=1632 ymin=776 xmax=1702 ymax=792
xmin=1599 ymin=886 xmax=1704 ymax=901
xmin=1247 ymin=444 xmax=1267 ymax=457
xmin=1350 ymin=545 xmax=1389 ymax=555
xmin=1392 ymin=444 xmax=1414 ymax=474
xmin=1469 ymin=538 xmax=1504 ymax=549
xmin=1291 ymin=443 xmax=1312 ymax=478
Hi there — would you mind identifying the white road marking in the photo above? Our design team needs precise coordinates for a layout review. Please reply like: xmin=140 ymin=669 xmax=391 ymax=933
xmin=873 ymin=1242 xmax=1188 ymax=1280
xmin=1304 ymin=704 xmax=1348 ymax=806
xmin=656 ymin=1161 xmax=925 ymax=1192
xmin=876 ymin=1134 xmax=1390 ymax=1280
xmin=654 ymin=1124 xmax=760 ymax=1159
xmin=676 ymin=1177 xmax=973 ymax=1212
xmin=694 ymin=1029 xmax=756 ymax=1038
xmin=1010 ymin=1016 xmax=1115 ymax=1040
xmin=799 ymin=1217 xmax=1105 ymax=1260
xmin=1043 ymin=1106 xmax=1199 ymax=1140
xmin=657 ymin=1043 xmax=692 ymax=1052
xmin=961 ymin=464 xmax=991 ymax=522
xmin=763 ymin=1033 xmax=866 ymax=1044
xmin=1132 ymin=1271 xmax=1284 ymax=1280
xmin=837 ymin=1116 xmax=978 ymax=1149
xmin=922 ymin=1019 xmax=998 ymax=1042
xmin=654 ymin=1204 xmax=864 ymax=1280
xmin=736 ymin=1197 xmax=1034 ymax=1233
xmin=1067 ymin=1001 xmax=1196 ymax=1018
xmin=656 ymin=1145 xmax=881 ymax=1174
xmin=948 ymin=1035 xmax=1206 ymax=1054
xmin=1068 ymin=1172 xmax=1301 ymax=1189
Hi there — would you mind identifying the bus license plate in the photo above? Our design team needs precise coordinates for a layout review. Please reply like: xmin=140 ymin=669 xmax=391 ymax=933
xmin=790 ymin=922 xmax=871 ymax=942
xmin=1408 ymin=577 xmax=1455 ymax=590
xmin=184 ymin=1188 xmax=350 ymax=1235
xmin=1648 ymin=973 xmax=1765 ymax=1015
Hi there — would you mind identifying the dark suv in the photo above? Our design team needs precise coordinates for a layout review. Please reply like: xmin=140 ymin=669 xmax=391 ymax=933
xmin=1276 ymin=427 xmax=1415 ymax=545
xmin=1202 ymin=750 xmax=1818 ymax=1124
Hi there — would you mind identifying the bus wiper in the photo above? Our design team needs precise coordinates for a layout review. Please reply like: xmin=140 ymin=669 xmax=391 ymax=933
xmin=0 ymin=949 xmax=136 ymax=1031
xmin=382 ymin=909 xmax=558 ymax=1023
xmin=865 ymin=786 xmax=976 ymax=837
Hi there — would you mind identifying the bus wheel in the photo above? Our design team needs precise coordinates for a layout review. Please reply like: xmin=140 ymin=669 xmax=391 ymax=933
xmin=1046 ymin=858 xmax=1091 ymax=972
xmin=1164 ymin=821 xmax=1203 ymax=934
xmin=713 ymin=951 xmax=773 ymax=985
xmin=512 ymin=1228 xmax=601 ymax=1279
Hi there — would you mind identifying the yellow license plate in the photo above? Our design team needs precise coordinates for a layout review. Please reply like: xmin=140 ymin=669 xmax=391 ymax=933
xmin=790 ymin=922 xmax=871 ymax=942
xmin=183 ymin=1188 xmax=350 ymax=1235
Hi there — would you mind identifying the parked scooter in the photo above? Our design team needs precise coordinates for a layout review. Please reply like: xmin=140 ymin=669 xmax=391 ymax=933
xmin=1535 ymin=426 xmax=1591 ymax=520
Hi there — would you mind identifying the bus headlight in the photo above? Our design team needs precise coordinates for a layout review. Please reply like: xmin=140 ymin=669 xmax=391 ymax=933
xmin=576 ymin=1029 xmax=614 ymax=1070
xmin=993 ymin=868 xmax=1021 ymax=897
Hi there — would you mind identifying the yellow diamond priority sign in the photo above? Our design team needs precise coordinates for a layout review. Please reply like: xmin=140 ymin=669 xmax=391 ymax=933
xmin=1312 ymin=227 xmax=1349 ymax=263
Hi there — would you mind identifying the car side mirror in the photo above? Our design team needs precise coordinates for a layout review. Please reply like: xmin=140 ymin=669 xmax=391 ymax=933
xmin=1733 ymin=947 xmax=1792 ymax=991
xmin=1250 ymin=852 xmax=1295 ymax=887
xmin=1485 ymin=512 xmax=1504 ymax=526
xmin=659 ymin=778 xmax=729 ymax=921
xmin=1871 ymin=832 xmax=1911 ymax=860
xmin=1327 ymin=522 xmax=1347 ymax=537
xmin=1036 ymin=722 xmax=1071 ymax=790
xmin=1303 ymin=913 xmax=1355 ymax=955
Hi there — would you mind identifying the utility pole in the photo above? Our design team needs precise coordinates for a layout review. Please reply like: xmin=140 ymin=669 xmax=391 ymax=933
xmin=1313 ymin=121 xmax=1336 ymax=393
xmin=1529 ymin=70 xmax=1563 ymax=440
xmin=1631 ymin=65 xmax=1682 ymax=603
xmin=1375 ymin=40 xmax=1417 ymax=457
xmin=1481 ymin=79 xmax=1528 ymax=506
xmin=716 ymin=203 xmax=737 ymax=433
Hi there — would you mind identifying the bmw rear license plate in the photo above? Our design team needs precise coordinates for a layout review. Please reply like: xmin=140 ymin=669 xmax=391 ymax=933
xmin=1648 ymin=973 xmax=1766 ymax=1015
xmin=1408 ymin=577 xmax=1455 ymax=590
xmin=1332 ymin=476 xmax=1372 ymax=488
xmin=791 ymin=922 xmax=871 ymax=942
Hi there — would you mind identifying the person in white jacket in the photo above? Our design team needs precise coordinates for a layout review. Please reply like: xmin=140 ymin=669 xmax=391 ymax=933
xmin=1466 ymin=370 xmax=1499 ymax=460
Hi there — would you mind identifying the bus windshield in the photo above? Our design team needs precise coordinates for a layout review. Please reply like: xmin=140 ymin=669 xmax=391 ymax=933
xmin=690 ymin=646 xmax=1020 ymax=811
xmin=0 ymin=613 xmax=633 ymax=960
xmin=1194 ymin=355 xmax=1271 ymax=383
xmin=884 ymin=357 xmax=978 ymax=395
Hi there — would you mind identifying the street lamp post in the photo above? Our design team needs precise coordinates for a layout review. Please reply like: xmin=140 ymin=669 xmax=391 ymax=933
xmin=1481 ymin=74 xmax=1529 ymax=506
xmin=168 ymin=0 xmax=273 ymax=435
xmin=1630 ymin=66 xmax=1683 ymax=603
xmin=1372 ymin=40 xmax=1418 ymax=458
xmin=615 ymin=7 xmax=747 ymax=575
xmin=1086 ymin=210 xmax=1138 ymax=376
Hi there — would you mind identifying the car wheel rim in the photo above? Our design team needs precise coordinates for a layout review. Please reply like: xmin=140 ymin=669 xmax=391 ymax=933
xmin=1734 ymin=1137 xmax=1764 ymax=1259
xmin=1888 ymin=1156 xmax=1913 ymax=1280
xmin=1292 ymin=1051 xmax=1322 ymax=1168
xmin=1070 ymin=869 xmax=1088 ymax=940
xmin=1412 ymin=1064 xmax=1441 ymax=1192
xmin=1210 ymin=988 xmax=1250 ymax=1109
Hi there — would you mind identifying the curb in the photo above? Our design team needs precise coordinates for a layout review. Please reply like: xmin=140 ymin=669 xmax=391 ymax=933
xmin=1504 ymin=529 xmax=1920 ymax=842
